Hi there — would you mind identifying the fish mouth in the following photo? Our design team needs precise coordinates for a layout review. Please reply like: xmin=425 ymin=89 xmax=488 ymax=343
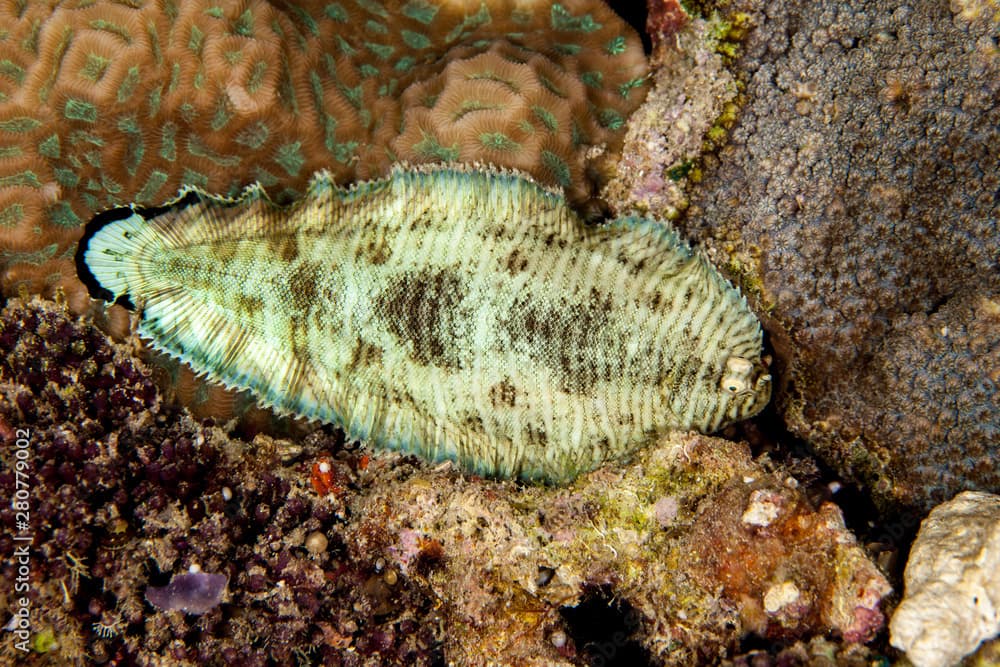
xmin=723 ymin=354 xmax=772 ymax=417
xmin=742 ymin=359 xmax=773 ymax=416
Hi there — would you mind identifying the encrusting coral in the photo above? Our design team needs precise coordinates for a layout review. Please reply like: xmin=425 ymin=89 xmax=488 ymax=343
xmin=675 ymin=0 xmax=1000 ymax=510
xmin=0 ymin=0 xmax=648 ymax=311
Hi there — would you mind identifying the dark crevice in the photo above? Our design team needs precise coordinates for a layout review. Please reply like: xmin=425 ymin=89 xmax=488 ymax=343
xmin=608 ymin=1 xmax=651 ymax=54
xmin=560 ymin=584 xmax=652 ymax=667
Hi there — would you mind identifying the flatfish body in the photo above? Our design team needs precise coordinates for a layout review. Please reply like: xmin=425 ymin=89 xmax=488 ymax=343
xmin=80 ymin=165 xmax=770 ymax=482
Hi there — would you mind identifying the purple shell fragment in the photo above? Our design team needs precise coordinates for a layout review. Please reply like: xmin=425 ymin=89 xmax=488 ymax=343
xmin=145 ymin=571 xmax=228 ymax=615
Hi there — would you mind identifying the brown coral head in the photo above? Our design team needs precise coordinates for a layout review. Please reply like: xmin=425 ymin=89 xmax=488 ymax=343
xmin=1 ymin=0 xmax=648 ymax=306
xmin=391 ymin=7 xmax=650 ymax=208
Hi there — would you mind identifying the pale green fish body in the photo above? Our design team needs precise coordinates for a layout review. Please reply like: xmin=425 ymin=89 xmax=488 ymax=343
xmin=81 ymin=165 xmax=770 ymax=482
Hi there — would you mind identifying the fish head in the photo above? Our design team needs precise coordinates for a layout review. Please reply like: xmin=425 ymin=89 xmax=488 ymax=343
xmin=716 ymin=353 xmax=772 ymax=425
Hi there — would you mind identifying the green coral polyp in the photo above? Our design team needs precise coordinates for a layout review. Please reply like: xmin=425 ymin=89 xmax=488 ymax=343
xmin=80 ymin=53 xmax=111 ymax=82
xmin=541 ymin=150 xmax=571 ymax=186
xmin=64 ymin=98 xmax=97 ymax=122
xmin=550 ymin=4 xmax=602 ymax=33
xmin=324 ymin=3 xmax=348 ymax=22
xmin=402 ymin=0 xmax=439 ymax=25
xmin=88 ymin=18 xmax=133 ymax=43
xmin=0 ymin=59 xmax=26 ymax=84
xmin=479 ymin=132 xmax=520 ymax=151
xmin=232 ymin=9 xmax=255 ymax=36
xmin=412 ymin=132 xmax=459 ymax=160
xmin=455 ymin=100 xmax=505 ymax=119
xmin=116 ymin=66 xmax=140 ymax=102
xmin=605 ymin=35 xmax=626 ymax=55
xmin=37 ymin=134 xmax=61 ymax=158
xmin=0 ymin=170 xmax=42 ymax=187
xmin=0 ymin=116 xmax=42 ymax=133
xmin=273 ymin=141 xmax=305 ymax=175
xmin=401 ymin=29 xmax=431 ymax=49
xmin=135 ymin=170 xmax=169 ymax=203
xmin=0 ymin=202 xmax=24 ymax=227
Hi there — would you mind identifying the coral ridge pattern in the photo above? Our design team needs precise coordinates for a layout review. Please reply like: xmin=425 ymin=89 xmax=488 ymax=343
xmin=81 ymin=164 xmax=771 ymax=481
xmin=0 ymin=0 xmax=648 ymax=310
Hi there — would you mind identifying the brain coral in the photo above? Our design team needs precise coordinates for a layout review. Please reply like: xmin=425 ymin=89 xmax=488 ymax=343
xmin=680 ymin=0 xmax=999 ymax=510
xmin=0 ymin=0 xmax=648 ymax=311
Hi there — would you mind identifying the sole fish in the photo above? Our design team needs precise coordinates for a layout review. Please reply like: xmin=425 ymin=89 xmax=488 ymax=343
xmin=79 ymin=165 xmax=770 ymax=482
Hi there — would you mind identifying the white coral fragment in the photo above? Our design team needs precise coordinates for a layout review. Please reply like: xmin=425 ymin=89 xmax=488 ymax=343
xmin=741 ymin=489 xmax=781 ymax=527
xmin=890 ymin=491 xmax=1000 ymax=667
xmin=764 ymin=581 xmax=801 ymax=613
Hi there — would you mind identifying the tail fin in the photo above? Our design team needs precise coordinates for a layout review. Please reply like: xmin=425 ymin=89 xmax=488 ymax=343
xmin=78 ymin=207 xmax=167 ymax=306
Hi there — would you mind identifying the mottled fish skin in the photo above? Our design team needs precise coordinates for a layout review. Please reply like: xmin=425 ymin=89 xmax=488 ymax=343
xmin=80 ymin=165 xmax=771 ymax=482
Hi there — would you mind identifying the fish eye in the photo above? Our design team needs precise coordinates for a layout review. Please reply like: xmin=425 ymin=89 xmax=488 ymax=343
xmin=720 ymin=356 xmax=754 ymax=395
xmin=722 ymin=378 xmax=748 ymax=395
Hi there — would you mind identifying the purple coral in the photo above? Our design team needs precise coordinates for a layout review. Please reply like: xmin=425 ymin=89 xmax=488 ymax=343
xmin=146 ymin=569 xmax=228 ymax=615
xmin=0 ymin=297 xmax=444 ymax=664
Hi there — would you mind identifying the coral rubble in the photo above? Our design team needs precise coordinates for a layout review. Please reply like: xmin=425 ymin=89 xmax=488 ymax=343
xmin=348 ymin=433 xmax=890 ymax=664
